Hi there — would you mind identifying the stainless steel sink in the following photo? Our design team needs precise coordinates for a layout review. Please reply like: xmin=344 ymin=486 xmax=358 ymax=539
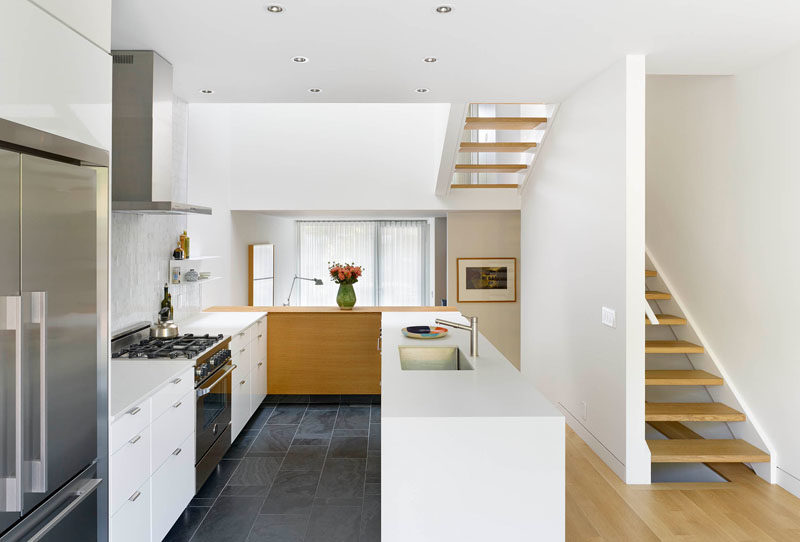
xmin=398 ymin=346 xmax=474 ymax=371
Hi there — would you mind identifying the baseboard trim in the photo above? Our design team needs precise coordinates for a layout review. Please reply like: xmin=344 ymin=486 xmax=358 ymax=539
xmin=558 ymin=402 xmax=627 ymax=482
xmin=777 ymin=467 xmax=800 ymax=498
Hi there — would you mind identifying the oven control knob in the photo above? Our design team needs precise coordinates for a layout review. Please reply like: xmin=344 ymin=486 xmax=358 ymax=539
xmin=195 ymin=366 xmax=204 ymax=377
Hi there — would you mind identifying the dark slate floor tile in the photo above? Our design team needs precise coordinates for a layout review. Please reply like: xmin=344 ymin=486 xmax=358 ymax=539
xmin=279 ymin=394 xmax=310 ymax=404
xmin=340 ymin=395 xmax=373 ymax=405
xmin=370 ymin=404 xmax=381 ymax=424
xmin=189 ymin=497 xmax=215 ymax=507
xmin=227 ymin=455 xmax=283 ymax=486
xmin=195 ymin=459 xmax=241 ymax=499
xmin=248 ymin=425 xmax=298 ymax=454
xmin=364 ymin=483 xmax=380 ymax=495
xmin=295 ymin=409 xmax=336 ymax=441
xmin=281 ymin=445 xmax=327 ymax=472
xmin=371 ymin=395 xmax=381 ymax=404
xmin=225 ymin=433 xmax=256 ymax=459
xmin=263 ymin=394 xmax=281 ymax=404
xmin=292 ymin=437 xmax=331 ymax=446
xmin=306 ymin=403 xmax=340 ymax=411
xmin=368 ymin=423 xmax=381 ymax=451
xmin=268 ymin=404 xmax=307 ymax=425
xmin=332 ymin=429 xmax=368 ymax=437
xmin=245 ymin=514 xmax=308 ymax=542
xmin=242 ymin=405 xmax=276 ymax=431
xmin=329 ymin=436 xmax=368 ymax=459
xmin=163 ymin=506 xmax=209 ymax=542
xmin=310 ymin=394 xmax=340 ymax=403
xmin=316 ymin=459 xmax=366 ymax=501
xmin=220 ymin=485 xmax=269 ymax=497
xmin=304 ymin=504 xmax=361 ymax=542
xmin=260 ymin=470 xmax=321 ymax=515
xmin=360 ymin=494 xmax=381 ymax=542
xmin=335 ymin=407 xmax=370 ymax=430
xmin=191 ymin=496 xmax=263 ymax=542
xmin=365 ymin=455 xmax=380 ymax=483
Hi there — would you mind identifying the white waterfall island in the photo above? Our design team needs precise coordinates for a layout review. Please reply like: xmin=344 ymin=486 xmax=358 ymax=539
xmin=381 ymin=312 xmax=565 ymax=541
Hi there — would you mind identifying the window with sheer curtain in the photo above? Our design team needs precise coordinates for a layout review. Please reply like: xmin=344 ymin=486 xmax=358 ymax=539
xmin=296 ymin=220 xmax=430 ymax=306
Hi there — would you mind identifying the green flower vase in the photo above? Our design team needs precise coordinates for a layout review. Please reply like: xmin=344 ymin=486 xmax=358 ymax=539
xmin=336 ymin=283 xmax=356 ymax=310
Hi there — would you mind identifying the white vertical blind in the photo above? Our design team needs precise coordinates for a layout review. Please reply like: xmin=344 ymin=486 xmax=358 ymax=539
xmin=297 ymin=220 xmax=429 ymax=306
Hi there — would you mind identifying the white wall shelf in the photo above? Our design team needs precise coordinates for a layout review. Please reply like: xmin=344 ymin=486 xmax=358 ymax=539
xmin=168 ymin=277 xmax=222 ymax=287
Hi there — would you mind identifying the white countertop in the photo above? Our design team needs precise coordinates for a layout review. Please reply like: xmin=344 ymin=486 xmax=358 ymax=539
xmin=179 ymin=310 xmax=267 ymax=337
xmin=381 ymin=312 xmax=563 ymax=419
xmin=110 ymin=360 xmax=194 ymax=422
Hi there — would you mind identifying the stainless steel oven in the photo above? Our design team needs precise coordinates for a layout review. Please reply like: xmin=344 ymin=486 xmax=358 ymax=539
xmin=195 ymin=349 xmax=235 ymax=491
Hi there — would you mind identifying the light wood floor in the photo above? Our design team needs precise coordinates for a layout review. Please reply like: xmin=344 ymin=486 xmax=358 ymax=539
xmin=566 ymin=427 xmax=800 ymax=541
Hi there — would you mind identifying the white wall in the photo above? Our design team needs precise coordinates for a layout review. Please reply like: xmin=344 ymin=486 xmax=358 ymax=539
xmin=520 ymin=56 xmax=649 ymax=483
xmin=187 ymin=103 xmax=520 ymax=212
xmin=230 ymin=212 xmax=297 ymax=306
xmin=446 ymin=211 xmax=521 ymax=368
xmin=647 ymin=52 xmax=800 ymax=495
xmin=0 ymin=0 xmax=111 ymax=151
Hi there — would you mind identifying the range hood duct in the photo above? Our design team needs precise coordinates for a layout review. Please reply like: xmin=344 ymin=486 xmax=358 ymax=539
xmin=111 ymin=50 xmax=211 ymax=215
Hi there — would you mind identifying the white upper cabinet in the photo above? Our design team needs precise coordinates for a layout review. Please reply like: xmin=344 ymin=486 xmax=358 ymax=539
xmin=29 ymin=0 xmax=111 ymax=52
xmin=0 ymin=0 xmax=112 ymax=150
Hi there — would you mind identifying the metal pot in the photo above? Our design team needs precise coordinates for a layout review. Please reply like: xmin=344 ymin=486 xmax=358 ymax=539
xmin=150 ymin=319 xmax=179 ymax=338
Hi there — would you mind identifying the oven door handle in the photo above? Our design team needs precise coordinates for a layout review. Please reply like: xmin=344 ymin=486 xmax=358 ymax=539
xmin=196 ymin=364 xmax=236 ymax=397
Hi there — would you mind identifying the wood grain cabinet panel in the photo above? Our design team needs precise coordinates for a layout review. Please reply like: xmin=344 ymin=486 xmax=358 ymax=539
xmin=267 ymin=312 xmax=381 ymax=394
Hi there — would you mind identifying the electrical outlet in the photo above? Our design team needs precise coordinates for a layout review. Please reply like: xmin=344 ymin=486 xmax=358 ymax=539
xmin=601 ymin=306 xmax=616 ymax=328
xmin=580 ymin=401 xmax=588 ymax=421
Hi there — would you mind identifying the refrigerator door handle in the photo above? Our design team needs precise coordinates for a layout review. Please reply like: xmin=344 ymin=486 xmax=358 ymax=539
xmin=23 ymin=292 xmax=47 ymax=495
xmin=0 ymin=296 xmax=23 ymax=513
xmin=25 ymin=478 xmax=101 ymax=542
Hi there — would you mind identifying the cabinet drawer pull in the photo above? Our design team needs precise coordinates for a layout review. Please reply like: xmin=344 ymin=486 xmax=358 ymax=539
xmin=258 ymin=362 xmax=263 ymax=367
xmin=128 ymin=434 xmax=141 ymax=445
xmin=240 ymin=380 xmax=246 ymax=385
xmin=258 ymin=334 xmax=263 ymax=339
xmin=172 ymin=377 xmax=182 ymax=384
xmin=129 ymin=491 xmax=141 ymax=502
xmin=173 ymin=401 xmax=182 ymax=408
xmin=238 ymin=331 xmax=245 ymax=337
xmin=128 ymin=406 xmax=141 ymax=416
xmin=173 ymin=448 xmax=182 ymax=456
xmin=240 ymin=347 xmax=246 ymax=353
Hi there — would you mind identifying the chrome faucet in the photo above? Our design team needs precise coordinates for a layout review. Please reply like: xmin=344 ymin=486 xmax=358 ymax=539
xmin=435 ymin=315 xmax=479 ymax=357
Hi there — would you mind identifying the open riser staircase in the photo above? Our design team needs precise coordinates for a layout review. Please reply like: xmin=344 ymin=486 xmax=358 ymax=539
xmin=644 ymin=261 xmax=770 ymax=483
xmin=449 ymin=103 xmax=554 ymax=190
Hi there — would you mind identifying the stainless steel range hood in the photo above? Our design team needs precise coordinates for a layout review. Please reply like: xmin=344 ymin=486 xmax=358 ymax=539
xmin=111 ymin=50 xmax=211 ymax=215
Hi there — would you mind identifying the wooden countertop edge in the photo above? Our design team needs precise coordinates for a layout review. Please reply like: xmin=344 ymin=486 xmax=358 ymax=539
xmin=204 ymin=306 xmax=459 ymax=313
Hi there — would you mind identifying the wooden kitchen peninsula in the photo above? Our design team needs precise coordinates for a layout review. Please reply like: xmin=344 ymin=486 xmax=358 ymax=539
xmin=205 ymin=306 xmax=457 ymax=394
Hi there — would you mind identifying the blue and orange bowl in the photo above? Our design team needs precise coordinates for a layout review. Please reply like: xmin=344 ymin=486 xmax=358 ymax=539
xmin=401 ymin=326 xmax=449 ymax=339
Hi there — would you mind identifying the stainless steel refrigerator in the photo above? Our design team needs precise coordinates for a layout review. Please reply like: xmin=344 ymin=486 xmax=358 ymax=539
xmin=0 ymin=120 xmax=109 ymax=541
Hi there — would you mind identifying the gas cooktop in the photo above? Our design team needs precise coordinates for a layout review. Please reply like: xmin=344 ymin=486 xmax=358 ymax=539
xmin=111 ymin=333 xmax=224 ymax=360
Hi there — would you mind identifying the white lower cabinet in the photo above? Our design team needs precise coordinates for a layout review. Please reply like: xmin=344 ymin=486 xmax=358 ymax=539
xmin=151 ymin=432 xmax=196 ymax=541
xmin=110 ymin=367 xmax=195 ymax=542
xmin=111 ymin=479 xmax=150 ymax=542
xmin=231 ymin=361 xmax=251 ymax=440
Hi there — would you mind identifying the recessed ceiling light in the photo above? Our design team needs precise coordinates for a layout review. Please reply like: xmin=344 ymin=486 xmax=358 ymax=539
xmin=292 ymin=56 xmax=309 ymax=63
xmin=423 ymin=57 xmax=438 ymax=63
xmin=435 ymin=5 xmax=452 ymax=13
xmin=265 ymin=4 xmax=283 ymax=13
xmin=415 ymin=88 xmax=430 ymax=93
xmin=308 ymin=88 xmax=321 ymax=93
xmin=199 ymin=89 xmax=214 ymax=94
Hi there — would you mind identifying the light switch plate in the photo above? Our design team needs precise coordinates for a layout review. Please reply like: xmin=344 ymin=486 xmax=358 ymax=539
xmin=601 ymin=306 xmax=616 ymax=328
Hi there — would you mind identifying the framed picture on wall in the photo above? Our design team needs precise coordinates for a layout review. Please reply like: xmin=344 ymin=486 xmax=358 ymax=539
xmin=456 ymin=257 xmax=517 ymax=303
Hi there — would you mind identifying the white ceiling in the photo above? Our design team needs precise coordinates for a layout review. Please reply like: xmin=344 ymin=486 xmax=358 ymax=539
xmin=112 ymin=0 xmax=800 ymax=103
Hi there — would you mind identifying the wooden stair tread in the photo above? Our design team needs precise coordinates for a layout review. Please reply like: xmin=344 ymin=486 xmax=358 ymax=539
xmin=645 ymin=370 xmax=723 ymax=386
xmin=464 ymin=117 xmax=547 ymax=130
xmin=645 ymin=269 xmax=657 ymax=277
xmin=648 ymin=439 xmax=769 ymax=463
xmin=459 ymin=142 xmax=537 ymax=153
xmin=645 ymin=402 xmax=745 ymax=422
xmin=646 ymin=340 xmax=704 ymax=354
xmin=450 ymin=184 xmax=518 ymax=189
xmin=646 ymin=314 xmax=686 ymax=325
xmin=646 ymin=290 xmax=671 ymax=300
xmin=454 ymin=164 xmax=527 ymax=173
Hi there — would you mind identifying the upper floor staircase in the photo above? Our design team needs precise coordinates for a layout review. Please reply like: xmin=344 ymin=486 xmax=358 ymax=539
xmin=435 ymin=103 xmax=555 ymax=194
xmin=643 ymin=268 xmax=770 ymax=467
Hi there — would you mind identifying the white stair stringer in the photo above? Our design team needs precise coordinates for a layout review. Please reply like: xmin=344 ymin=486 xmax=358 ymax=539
xmin=646 ymin=248 xmax=776 ymax=483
